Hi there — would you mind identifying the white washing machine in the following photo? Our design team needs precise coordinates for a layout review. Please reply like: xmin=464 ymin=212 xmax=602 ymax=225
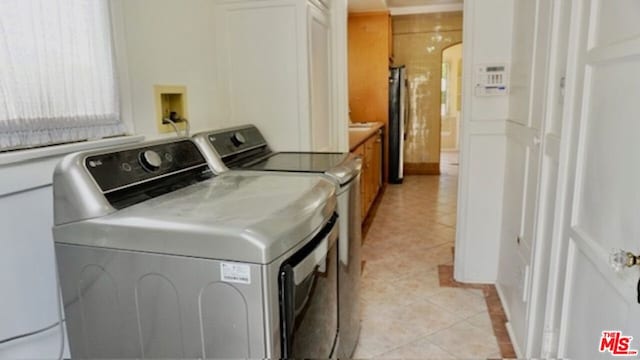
xmin=52 ymin=138 xmax=339 ymax=358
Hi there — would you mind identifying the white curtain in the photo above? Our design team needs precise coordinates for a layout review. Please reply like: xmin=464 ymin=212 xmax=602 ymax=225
xmin=0 ymin=0 xmax=125 ymax=151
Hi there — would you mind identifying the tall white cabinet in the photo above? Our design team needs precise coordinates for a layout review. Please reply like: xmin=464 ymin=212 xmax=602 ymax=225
xmin=496 ymin=0 xmax=565 ymax=357
xmin=214 ymin=0 xmax=335 ymax=151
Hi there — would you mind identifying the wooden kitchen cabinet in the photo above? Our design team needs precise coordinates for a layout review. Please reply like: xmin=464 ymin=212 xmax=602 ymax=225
xmin=371 ymin=132 xmax=382 ymax=197
xmin=364 ymin=137 xmax=375 ymax=211
xmin=348 ymin=13 xmax=390 ymax=125
xmin=348 ymin=12 xmax=390 ymax=181
xmin=352 ymin=144 xmax=367 ymax=217
xmin=354 ymin=130 xmax=383 ymax=220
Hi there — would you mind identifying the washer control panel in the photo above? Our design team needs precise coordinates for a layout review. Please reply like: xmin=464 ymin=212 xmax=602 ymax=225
xmin=85 ymin=140 xmax=207 ymax=193
xmin=207 ymin=125 xmax=268 ymax=159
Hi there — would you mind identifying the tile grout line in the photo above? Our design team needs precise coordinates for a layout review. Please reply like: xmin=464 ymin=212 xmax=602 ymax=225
xmin=437 ymin=263 xmax=517 ymax=359
xmin=375 ymin=331 xmax=460 ymax=359
xmin=357 ymin=175 xmax=511 ymax=359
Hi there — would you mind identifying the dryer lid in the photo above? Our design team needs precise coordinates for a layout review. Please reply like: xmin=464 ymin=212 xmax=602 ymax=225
xmin=53 ymin=172 xmax=336 ymax=264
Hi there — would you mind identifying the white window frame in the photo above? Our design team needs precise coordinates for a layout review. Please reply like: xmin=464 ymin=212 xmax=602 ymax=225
xmin=0 ymin=0 xmax=133 ymax=154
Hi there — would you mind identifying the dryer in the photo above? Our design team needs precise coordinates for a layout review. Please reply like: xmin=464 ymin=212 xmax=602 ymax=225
xmin=52 ymin=138 xmax=339 ymax=359
xmin=193 ymin=125 xmax=363 ymax=358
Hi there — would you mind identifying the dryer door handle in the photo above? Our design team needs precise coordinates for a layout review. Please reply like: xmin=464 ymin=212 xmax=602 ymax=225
xmin=293 ymin=223 xmax=338 ymax=285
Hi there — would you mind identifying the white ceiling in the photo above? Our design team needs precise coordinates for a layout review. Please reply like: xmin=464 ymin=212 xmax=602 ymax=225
xmin=348 ymin=0 xmax=462 ymax=13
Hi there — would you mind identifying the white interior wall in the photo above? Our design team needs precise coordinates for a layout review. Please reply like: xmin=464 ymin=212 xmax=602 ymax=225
xmin=454 ymin=0 xmax=513 ymax=283
xmin=112 ymin=0 xmax=227 ymax=138
xmin=0 ymin=2 xmax=231 ymax=357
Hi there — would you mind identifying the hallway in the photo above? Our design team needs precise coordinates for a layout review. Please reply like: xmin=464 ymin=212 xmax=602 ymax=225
xmin=354 ymin=174 xmax=515 ymax=359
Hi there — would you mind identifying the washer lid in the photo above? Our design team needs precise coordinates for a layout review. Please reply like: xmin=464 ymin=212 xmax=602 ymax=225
xmin=53 ymin=172 xmax=336 ymax=264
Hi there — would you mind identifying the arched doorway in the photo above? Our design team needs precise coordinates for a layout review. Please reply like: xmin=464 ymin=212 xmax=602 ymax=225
xmin=440 ymin=42 xmax=463 ymax=174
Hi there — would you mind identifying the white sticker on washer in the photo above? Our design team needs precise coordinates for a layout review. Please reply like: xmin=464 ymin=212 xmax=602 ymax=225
xmin=220 ymin=262 xmax=251 ymax=284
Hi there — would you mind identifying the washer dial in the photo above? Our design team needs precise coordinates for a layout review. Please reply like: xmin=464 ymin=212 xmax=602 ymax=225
xmin=230 ymin=132 xmax=246 ymax=147
xmin=139 ymin=150 xmax=162 ymax=172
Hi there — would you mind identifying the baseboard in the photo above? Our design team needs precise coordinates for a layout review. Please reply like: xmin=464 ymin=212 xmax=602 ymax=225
xmin=505 ymin=321 xmax=523 ymax=359
xmin=404 ymin=162 xmax=440 ymax=175
xmin=495 ymin=284 xmax=511 ymax=319
xmin=496 ymin=284 xmax=523 ymax=358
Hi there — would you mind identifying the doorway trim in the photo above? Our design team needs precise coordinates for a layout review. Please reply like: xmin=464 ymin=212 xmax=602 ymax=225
xmin=439 ymin=42 xmax=463 ymax=158
xmin=454 ymin=0 xmax=511 ymax=284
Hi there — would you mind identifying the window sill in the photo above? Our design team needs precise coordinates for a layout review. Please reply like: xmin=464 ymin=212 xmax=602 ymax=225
xmin=0 ymin=136 xmax=145 ymax=167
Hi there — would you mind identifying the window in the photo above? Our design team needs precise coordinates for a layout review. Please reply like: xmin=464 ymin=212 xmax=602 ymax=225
xmin=441 ymin=62 xmax=449 ymax=117
xmin=0 ymin=0 xmax=125 ymax=151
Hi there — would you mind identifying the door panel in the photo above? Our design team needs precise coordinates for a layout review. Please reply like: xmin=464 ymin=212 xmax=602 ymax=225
xmin=590 ymin=0 xmax=640 ymax=48
xmin=519 ymin=136 xmax=540 ymax=256
xmin=526 ymin=149 xmax=559 ymax=356
xmin=574 ymin=62 xmax=640 ymax=247
xmin=498 ymin=127 xmax=531 ymax=351
xmin=508 ymin=0 xmax=537 ymax=128
xmin=562 ymin=242 xmax=637 ymax=360
xmin=501 ymin=132 xmax=528 ymax=253
xmin=309 ymin=5 xmax=332 ymax=151
xmin=555 ymin=0 xmax=640 ymax=357
xmin=215 ymin=1 xmax=307 ymax=151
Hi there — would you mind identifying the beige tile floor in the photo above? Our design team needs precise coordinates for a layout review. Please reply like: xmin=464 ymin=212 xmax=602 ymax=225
xmin=354 ymin=172 xmax=502 ymax=359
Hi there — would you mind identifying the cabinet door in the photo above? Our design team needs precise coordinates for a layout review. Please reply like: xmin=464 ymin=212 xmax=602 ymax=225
xmin=308 ymin=4 xmax=332 ymax=151
xmin=215 ymin=1 xmax=309 ymax=151
xmin=353 ymin=144 xmax=367 ymax=219
xmin=364 ymin=137 xmax=375 ymax=213
xmin=372 ymin=132 xmax=382 ymax=196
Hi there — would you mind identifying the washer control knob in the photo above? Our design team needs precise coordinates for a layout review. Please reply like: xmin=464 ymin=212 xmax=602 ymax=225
xmin=139 ymin=150 xmax=162 ymax=172
xmin=230 ymin=132 xmax=246 ymax=147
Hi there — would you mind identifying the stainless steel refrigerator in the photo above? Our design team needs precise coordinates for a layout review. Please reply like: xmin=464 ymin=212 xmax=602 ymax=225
xmin=389 ymin=66 xmax=407 ymax=184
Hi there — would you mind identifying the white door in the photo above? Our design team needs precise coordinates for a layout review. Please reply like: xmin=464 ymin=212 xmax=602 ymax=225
xmin=497 ymin=0 xmax=550 ymax=353
xmin=524 ymin=1 xmax=572 ymax=357
xmin=549 ymin=0 xmax=640 ymax=358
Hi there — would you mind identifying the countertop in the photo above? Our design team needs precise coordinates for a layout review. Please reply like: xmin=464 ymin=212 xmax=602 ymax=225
xmin=349 ymin=122 xmax=385 ymax=151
